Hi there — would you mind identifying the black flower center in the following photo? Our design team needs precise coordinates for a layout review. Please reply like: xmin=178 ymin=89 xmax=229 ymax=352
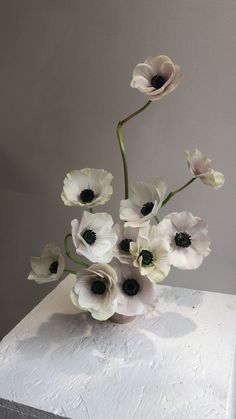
xmin=141 ymin=202 xmax=154 ymax=216
xmin=119 ymin=238 xmax=132 ymax=253
xmin=151 ymin=74 xmax=166 ymax=90
xmin=139 ymin=249 xmax=153 ymax=265
xmin=122 ymin=278 xmax=140 ymax=296
xmin=91 ymin=280 xmax=106 ymax=295
xmin=82 ymin=229 xmax=96 ymax=245
xmin=175 ymin=232 xmax=192 ymax=248
xmin=49 ymin=260 xmax=59 ymax=274
xmin=80 ymin=188 xmax=95 ymax=203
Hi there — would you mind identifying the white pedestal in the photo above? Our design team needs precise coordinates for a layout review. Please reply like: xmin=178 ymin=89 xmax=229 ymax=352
xmin=0 ymin=275 xmax=236 ymax=419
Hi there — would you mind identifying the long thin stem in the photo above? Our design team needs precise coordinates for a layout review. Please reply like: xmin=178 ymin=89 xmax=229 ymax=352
xmin=64 ymin=234 xmax=89 ymax=267
xmin=117 ymin=100 xmax=152 ymax=199
xmin=161 ymin=177 xmax=197 ymax=207
xmin=120 ymin=100 xmax=151 ymax=125
xmin=117 ymin=123 xmax=129 ymax=199
xmin=64 ymin=268 xmax=77 ymax=275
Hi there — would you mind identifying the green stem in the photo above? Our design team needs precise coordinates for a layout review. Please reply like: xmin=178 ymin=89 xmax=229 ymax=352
xmin=155 ymin=216 xmax=160 ymax=224
xmin=120 ymin=100 xmax=152 ymax=125
xmin=89 ymin=208 xmax=94 ymax=213
xmin=117 ymin=123 xmax=129 ymax=199
xmin=161 ymin=177 xmax=197 ymax=207
xmin=64 ymin=268 xmax=77 ymax=275
xmin=64 ymin=234 xmax=89 ymax=268
xmin=117 ymin=100 xmax=152 ymax=199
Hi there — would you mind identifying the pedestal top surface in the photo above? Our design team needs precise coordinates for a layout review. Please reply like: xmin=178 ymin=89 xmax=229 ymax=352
xmin=0 ymin=275 xmax=236 ymax=419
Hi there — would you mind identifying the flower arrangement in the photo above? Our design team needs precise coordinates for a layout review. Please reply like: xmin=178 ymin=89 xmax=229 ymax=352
xmin=28 ymin=54 xmax=224 ymax=323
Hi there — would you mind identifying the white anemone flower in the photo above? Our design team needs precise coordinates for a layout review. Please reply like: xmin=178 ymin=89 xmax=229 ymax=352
xmin=61 ymin=168 xmax=113 ymax=207
xmin=131 ymin=54 xmax=182 ymax=101
xmin=120 ymin=177 xmax=167 ymax=228
xmin=71 ymin=211 xmax=117 ymax=263
xmin=130 ymin=225 xmax=170 ymax=283
xmin=157 ymin=211 xmax=211 ymax=270
xmin=113 ymin=262 xmax=157 ymax=316
xmin=28 ymin=243 xmax=65 ymax=284
xmin=70 ymin=263 xmax=118 ymax=320
xmin=184 ymin=149 xmax=225 ymax=189
xmin=113 ymin=223 xmax=139 ymax=264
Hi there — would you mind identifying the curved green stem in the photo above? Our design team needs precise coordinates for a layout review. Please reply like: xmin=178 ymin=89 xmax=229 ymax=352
xmin=119 ymin=100 xmax=151 ymax=125
xmin=117 ymin=100 xmax=152 ymax=199
xmin=117 ymin=123 xmax=129 ymax=199
xmin=64 ymin=234 xmax=89 ymax=268
xmin=64 ymin=268 xmax=77 ymax=275
xmin=161 ymin=177 xmax=197 ymax=207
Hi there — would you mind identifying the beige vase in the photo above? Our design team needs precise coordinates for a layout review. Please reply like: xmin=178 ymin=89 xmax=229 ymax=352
xmin=109 ymin=313 xmax=136 ymax=324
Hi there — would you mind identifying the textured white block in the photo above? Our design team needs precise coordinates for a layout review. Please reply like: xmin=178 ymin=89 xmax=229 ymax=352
xmin=0 ymin=275 xmax=236 ymax=419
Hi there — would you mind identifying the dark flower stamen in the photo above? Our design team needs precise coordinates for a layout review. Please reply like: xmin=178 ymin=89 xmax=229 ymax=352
xmin=141 ymin=202 xmax=154 ymax=216
xmin=122 ymin=278 xmax=140 ymax=296
xmin=139 ymin=249 xmax=153 ymax=265
xmin=80 ymin=188 xmax=95 ymax=203
xmin=119 ymin=238 xmax=132 ymax=253
xmin=91 ymin=280 xmax=106 ymax=295
xmin=82 ymin=229 xmax=96 ymax=245
xmin=151 ymin=74 xmax=166 ymax=90
xmin=49 ymin=261 xmax=59 ymax=274
xmin=175 ymin=232 xmax=192 ymax=248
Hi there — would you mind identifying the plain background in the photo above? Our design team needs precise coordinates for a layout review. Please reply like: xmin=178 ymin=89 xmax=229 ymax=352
xmin=0 ymin=0 xmax=236 ymax=339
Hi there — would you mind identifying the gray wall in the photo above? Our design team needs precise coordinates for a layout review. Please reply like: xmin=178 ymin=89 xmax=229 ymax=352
xmin=1 ymin=0 xmax=236 ymax=338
